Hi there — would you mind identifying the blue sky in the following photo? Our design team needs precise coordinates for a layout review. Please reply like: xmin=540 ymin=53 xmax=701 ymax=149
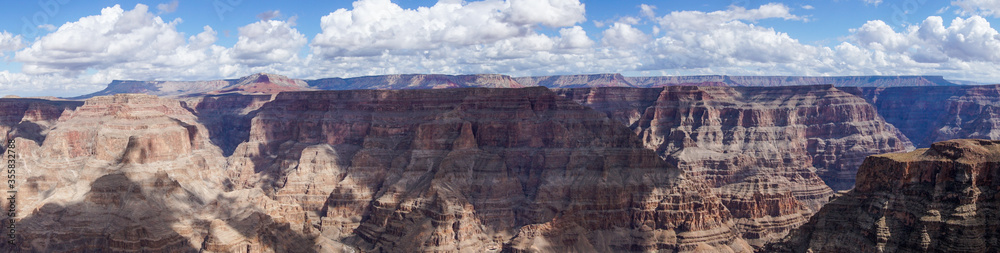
xmin=2 ymin=0 xmax=1000 ymax=96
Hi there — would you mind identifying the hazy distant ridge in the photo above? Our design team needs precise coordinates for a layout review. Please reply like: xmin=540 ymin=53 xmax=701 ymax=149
xmin=76 ymin=73 xmax=965 ymax=98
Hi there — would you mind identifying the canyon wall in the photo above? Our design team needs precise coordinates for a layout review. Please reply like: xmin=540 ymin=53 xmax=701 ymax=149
xmin=2 ymin=89 xmax=758 ymax=252
xmin=227 ymin=87 xmax=751 ymax=252
xmin=770 ymin=139 xmax=1000 ymax=252
xmin=844 ymin=85 xmax=1000 ymax=148
xmin=1 ymin=94 xmax=317 ymax=252
xmin=556 ymin=85 xmax=914 ymax=248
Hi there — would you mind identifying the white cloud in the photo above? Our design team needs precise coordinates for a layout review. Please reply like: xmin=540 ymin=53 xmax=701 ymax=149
xmin=157 ymin=0 xmax=178 ymax=14
xmin=10 ymin=3 xmax=233 ymax=92
xmin=310 ymin=0 xmax=585 ymax=58
xmin=601 ymin=23 xmax=649 ymax=47
xmin=257 ymin=10 xmax=281 ymax=20
xmin=649 ymin=3 xmax=816 ymax=68
xmin=229 ymin=20 xmax=307 ymax=66
xmin=37 ymin=24 xmax=57 ymax=32
xmin=657 ymin=3 xmax=803 ymax=31
xmin=15 ymin=4 xmax=194 ymax=75
xmin=952 ymin=0 xmax=1000 ymax=17
xmin=640 ymin=4 xmax=657 ymax=18
xmin=863 ymin=0 xmax=883 ymax=6
xmin=802 ymin=5 xmax=814 ymax=10
xmin=11 ymin=1 xmax=1000 ymax=97
xmin=0 ymin=31 xmax=24 ymax=54
xmin=505 ymin=0 xmax=586 ymax=27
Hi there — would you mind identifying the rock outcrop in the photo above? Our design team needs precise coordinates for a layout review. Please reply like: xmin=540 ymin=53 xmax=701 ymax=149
xmin=770 ymin=139 xmax=1000 ymax=252
xmin=557 ymin=85 xmax=914 ymax=248
xmin=0 ymin=98 xmax=82 ymax=144
xmin=1 ymin=94 xmax=316 ymax=252
xmin=227 ymin=87 xmax=752 ymax=252
xmin=844 ymin=85 xmax=1000 ymax=148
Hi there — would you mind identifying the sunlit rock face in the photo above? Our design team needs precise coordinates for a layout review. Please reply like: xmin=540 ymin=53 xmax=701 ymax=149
xmin=770 ymin=139 xmax=1000 ymax=252
xmin=557 ymin=85 xmax=913 ymax=248
xmin=0 ymin=94 xmax=310 ymax=252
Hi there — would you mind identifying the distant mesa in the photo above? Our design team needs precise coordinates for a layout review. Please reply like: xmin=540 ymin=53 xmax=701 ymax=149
xmin=73 ymin=72 xmax=967 ymax=99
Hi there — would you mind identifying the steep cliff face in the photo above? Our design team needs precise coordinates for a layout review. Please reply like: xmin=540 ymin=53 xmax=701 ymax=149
xmin=0 ymin=98 xmax=82 ymax=144
xmin=557 ymin=85 xmax=913 ymax=248
xmin=1 ymin=94 xmax=315 ymax=252
xmin=844 ymin=85 xmax=1000 ymax=148
xmin=227 ymin=87 xmax=752 ymax=252
xmin=179 ymin=93 xmax=275 ymax=156
xmin=771 ymin=139 xmax=1000 ymax=252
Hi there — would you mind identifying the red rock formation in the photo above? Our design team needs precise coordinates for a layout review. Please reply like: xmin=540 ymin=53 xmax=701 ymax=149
xmin=771 ymin=139 xmax=1000 ymax=252
xmin=0 ymin=98 xmax=82 ymax=143
xmin=1 ymin=94 xmax=316 ymax=252
xmin=228 ymin=87 xmax=752 ymax=252
xmin=180 ymin=93 xmax=275 ymax=156
xmin=844 ymin=85 xmax=1000 ymax=148
xmin=557 ymin=85 xmax=913 ymax=248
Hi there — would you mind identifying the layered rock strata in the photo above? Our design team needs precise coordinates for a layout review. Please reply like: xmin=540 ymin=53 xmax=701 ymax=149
xmin=0 ymin=98 xmax=82 ymax=144
xmin=557 ymin=85 xmax=913 ymax=248
xmin=227 ymin=87 xmax=752 ymax=252
xmin=844 ymin=85 xmax=1000 ymax=148
xmin=1 ymin=94 xmax=316 ymax=252
xmin=771 ymin=139 xmax=1000 ymax=252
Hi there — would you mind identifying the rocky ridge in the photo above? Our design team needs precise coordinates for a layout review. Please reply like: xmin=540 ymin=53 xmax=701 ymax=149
xmin=770 ymin=139 xmax=1000 ymax=252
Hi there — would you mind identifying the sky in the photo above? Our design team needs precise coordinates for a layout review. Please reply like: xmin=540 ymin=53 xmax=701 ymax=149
xmin=3 ymin=0 xmax=1000 ymax=97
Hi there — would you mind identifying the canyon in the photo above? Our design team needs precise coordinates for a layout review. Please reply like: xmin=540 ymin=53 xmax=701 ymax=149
xmin=769 ymin=139 xmax=1000 ymax=252
xmin=1 ymin=73 xmax=999 ymax=252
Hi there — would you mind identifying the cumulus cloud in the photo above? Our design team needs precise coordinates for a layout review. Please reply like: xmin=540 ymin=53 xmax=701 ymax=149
xmin=157 ymin=0 xmax=178 ymax=14
xmin=657 ymin=3 xmax=803 ymax=31
xmin=851 ymin=16 xmax=1000 ymax=63
xmin=0 ymin=31 xmax=24 ymax=54
xmin=310 ymin=0 xmax=585 ymax=57
xmin=601 ymin=23 xmax=649 ymax=47
xmin=505 ymin=0 xmax=586 ymax=27
xmin=11 ymin=1 xmax=1000 ymax=97
xmin=229 ymin=20 xmax=307 ymax=66
xmin=257 ymin=10 xmax=282 ymax=20
xmin=12 ymin=3 xmax=231 ymax=85
xmin=863 ymin=0 xmax=883 ymax=6
xmin=649 ymin=3 xmax=816 ymax=69
xmin=640 ymin=4 xmax=657 ymax=18
xmin=16 ymin=4 xmax=189 ymax=75
xmin=952 ymin=0 xmax=1000 ymax=17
